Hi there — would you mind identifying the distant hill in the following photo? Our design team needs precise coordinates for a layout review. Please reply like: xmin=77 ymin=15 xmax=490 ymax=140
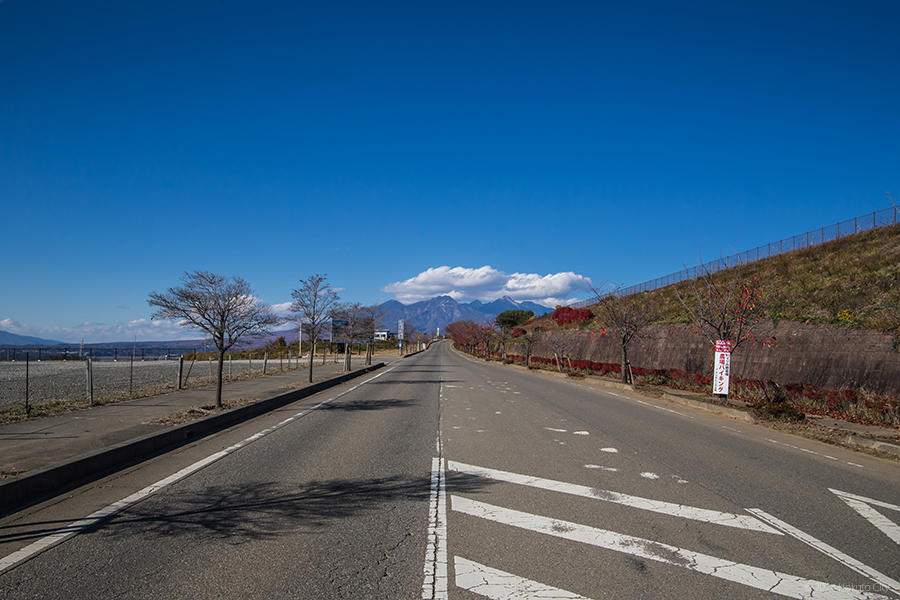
xmin=0 ymin=330 xmax=64 ymax=346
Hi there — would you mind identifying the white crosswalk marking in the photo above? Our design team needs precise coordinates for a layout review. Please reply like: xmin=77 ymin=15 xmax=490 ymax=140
xmin=452 ymin=496 xmax=890 ymax=600
xmin=829 ymin=489 xmax=900 ymax=546
xmin=447 ymin=460 xmax=779 ymax=534
xmin=455 ymin=556 xmax=593 ymax=600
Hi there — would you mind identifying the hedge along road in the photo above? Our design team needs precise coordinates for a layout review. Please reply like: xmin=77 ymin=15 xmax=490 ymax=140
xmin=1 ymin=341 xmax=899 ymax=599
xmin=0 ymin=354 xmax=327 ymax=411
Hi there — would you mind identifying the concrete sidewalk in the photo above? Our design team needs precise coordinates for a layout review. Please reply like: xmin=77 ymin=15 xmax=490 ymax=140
xmin=0 ymin=359 xmax=380 ymax=480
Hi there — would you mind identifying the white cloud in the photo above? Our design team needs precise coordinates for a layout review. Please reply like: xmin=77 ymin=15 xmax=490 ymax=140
xmin=382 ymin=266 xmax=593 ymax=306
xmin=270 ymin=302 xmax=294 ymax=318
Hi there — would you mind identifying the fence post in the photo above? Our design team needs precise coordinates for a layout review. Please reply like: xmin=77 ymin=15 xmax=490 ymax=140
xmin=229 ymin=354 xmax=232 ymax=381
xmin=263 ymin=351 xmax=268 ymax=375
xmin=177 ymin=355 xmax=184 ymax=390
xmin=129 ymin=348 xmax=134 ymax=396
xmin=87 ymin=357 xmax=94 ymax=406
xmin=25 ymin=352 xmax=30 ymax=416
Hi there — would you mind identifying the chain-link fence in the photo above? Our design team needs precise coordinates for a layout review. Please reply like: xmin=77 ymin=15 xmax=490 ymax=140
xmin=0 ymin=352 xmax=309 ymax=413
xmin=570 ymin=206 xmax=898 ymax=307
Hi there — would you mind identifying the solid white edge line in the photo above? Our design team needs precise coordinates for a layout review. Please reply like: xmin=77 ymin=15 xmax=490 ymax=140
xmin=766 ymin=438 xmax=838 ymax=461
xmin=454 ymin=556 xmax=592 ymax=599
xmin=447 ymin=460 xmax=779 ymax=535
xmin=0 ymin=365 xmax=397 ymax=575
xmin=453 ymin=496 xmax=890 ymax=600
xmin=746 ymin=508 xmax=900 ymax=597
xmin=422 ymin=375 xmax=448 ymax=599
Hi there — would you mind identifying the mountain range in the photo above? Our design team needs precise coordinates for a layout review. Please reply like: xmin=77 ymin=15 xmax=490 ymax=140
xmin=0 ymin=295 xmax=552 ymax=348
xmin=0 ymin=330 xmax=64 ymax=346
xmin=375 ymin=295 xmax=551 ymax=334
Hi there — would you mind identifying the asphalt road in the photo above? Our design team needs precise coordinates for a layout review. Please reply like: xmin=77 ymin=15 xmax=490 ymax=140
xmin=0 ymin=341 xmax=897 ymax=599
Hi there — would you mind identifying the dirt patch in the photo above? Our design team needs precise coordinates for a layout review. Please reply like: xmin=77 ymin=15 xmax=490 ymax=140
xmin=143 ymin=397 xmax=259 ymax=426
xmin=0 ymin=467 xmax=24 ymax=480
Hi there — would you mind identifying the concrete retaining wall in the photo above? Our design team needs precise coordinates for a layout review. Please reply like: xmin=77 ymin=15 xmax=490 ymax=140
xmin=521 ymin=321 xmax=899 ymax=394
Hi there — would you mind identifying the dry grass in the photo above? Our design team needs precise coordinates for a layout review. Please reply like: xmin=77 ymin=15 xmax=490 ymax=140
xmin=143 ymin=397 xmax=259 ymax=426
xmin=529 ymin=223 xmax=900 ymax=334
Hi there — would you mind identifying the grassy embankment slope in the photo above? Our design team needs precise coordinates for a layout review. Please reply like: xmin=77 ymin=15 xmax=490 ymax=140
xmin=540 ymin=222 xmax=900 ymax=335
xmin=512 ymin=223 xmax=899 ymax=425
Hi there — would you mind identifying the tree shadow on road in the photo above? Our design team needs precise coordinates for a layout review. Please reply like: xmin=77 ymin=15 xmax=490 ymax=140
xmin=77 ymin=472 xmax=493 ymax=544
xmin=319 ymin=399 xmax=417 ymax=411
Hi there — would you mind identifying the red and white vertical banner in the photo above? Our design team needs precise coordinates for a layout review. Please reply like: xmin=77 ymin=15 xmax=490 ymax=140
xmin=713 ymin=340 xmax=732 ymax=395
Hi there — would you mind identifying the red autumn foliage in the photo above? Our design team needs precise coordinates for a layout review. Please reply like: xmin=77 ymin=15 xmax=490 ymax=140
xmin=551 ymin=306 xmax=593 ymax=326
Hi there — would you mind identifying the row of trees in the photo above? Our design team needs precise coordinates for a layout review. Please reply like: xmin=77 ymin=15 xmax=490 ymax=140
xmin=148 ymin=271 xmax=394 ymax=409
xmin=446 ymin=267 xmax=770 ymax=386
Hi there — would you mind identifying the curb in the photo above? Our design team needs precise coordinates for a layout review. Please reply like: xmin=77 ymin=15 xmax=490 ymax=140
xmin=845 ymin=434 xmax=900 ymax=458
xmin=0 ymin=362 xmax=385 ymax=517
xmin=659 ymin=392 xmax=757 ymax=423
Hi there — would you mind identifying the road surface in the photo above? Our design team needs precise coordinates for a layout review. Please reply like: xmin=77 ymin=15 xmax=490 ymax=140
xmin=1 ymin=341 xmax=897 ymax=599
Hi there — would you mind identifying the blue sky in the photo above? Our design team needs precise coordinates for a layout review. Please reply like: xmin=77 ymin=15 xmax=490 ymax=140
xmin=1 ymin=1 xmax=898 ymax=342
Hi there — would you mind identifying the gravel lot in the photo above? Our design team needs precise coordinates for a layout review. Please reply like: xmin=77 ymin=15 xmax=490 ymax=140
xmin=0 ymin=356 xmax=311 ymax=410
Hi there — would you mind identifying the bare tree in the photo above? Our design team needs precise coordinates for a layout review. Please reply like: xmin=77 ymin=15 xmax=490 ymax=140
xmin=148 ymin=271 xmax=278 ymax=408
xmin=517 ymin=326 xmax=538 ymax=367
xmin=290 ymin=274 xmax=340 ymax=383
xmin=495 ymin=309 xmax=534 ymax=360
xmin=333 ymin=302 xmax=366 ymax=371
xmin=402 ymin=320 xmax=419 ymax=354
xmin=675 ymin=266 xmax=769 ymax=355
xmin=361 ymin=304 xmax=385 ymax=364
xmin=591 ymin=285 xmax=658 ymax=384
xmin=546 ymin=331 xmax=576 ymax=373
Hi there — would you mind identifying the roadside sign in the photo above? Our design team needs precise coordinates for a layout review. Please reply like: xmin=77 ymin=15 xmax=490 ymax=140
xmin=398 ymin=320 xmax=405 ymax=340
xmin=713 ymin=340 xmax=732 ymax=395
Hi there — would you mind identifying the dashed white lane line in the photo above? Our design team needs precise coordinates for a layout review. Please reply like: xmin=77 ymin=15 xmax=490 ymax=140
xmin=584 ymin=464 xmax=618 ymax=472
xmin=720 ymin=425 xmax=739 ymax=432
xmin=453 ymin=497 xmax=889 ymax=600
xmin=829 ymin=489 xmax=900 ymax=546
xmin=600 ymin=447 xmax=618 ymax=453
xmin=0 ymin=366 xmax=398 ymax=576
xmin=544 ymin=427 xmax=568 ymax=433
xmin=634 ymin=398 xmax=694 ymax=419
xmin=766 ymin=438 xmax=838 ymax=461
xmin=640 ymin=472 xmax=659 ymax=480
xmin=455 ymin=556 xmax=592 ymax=599
xmin=573 ymin=431 xmax=589 ymax=436
xmin=447 ymin=461 xmax=779 ymax=534
xmin=748 ymin=508 xmax=900 ymax=597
